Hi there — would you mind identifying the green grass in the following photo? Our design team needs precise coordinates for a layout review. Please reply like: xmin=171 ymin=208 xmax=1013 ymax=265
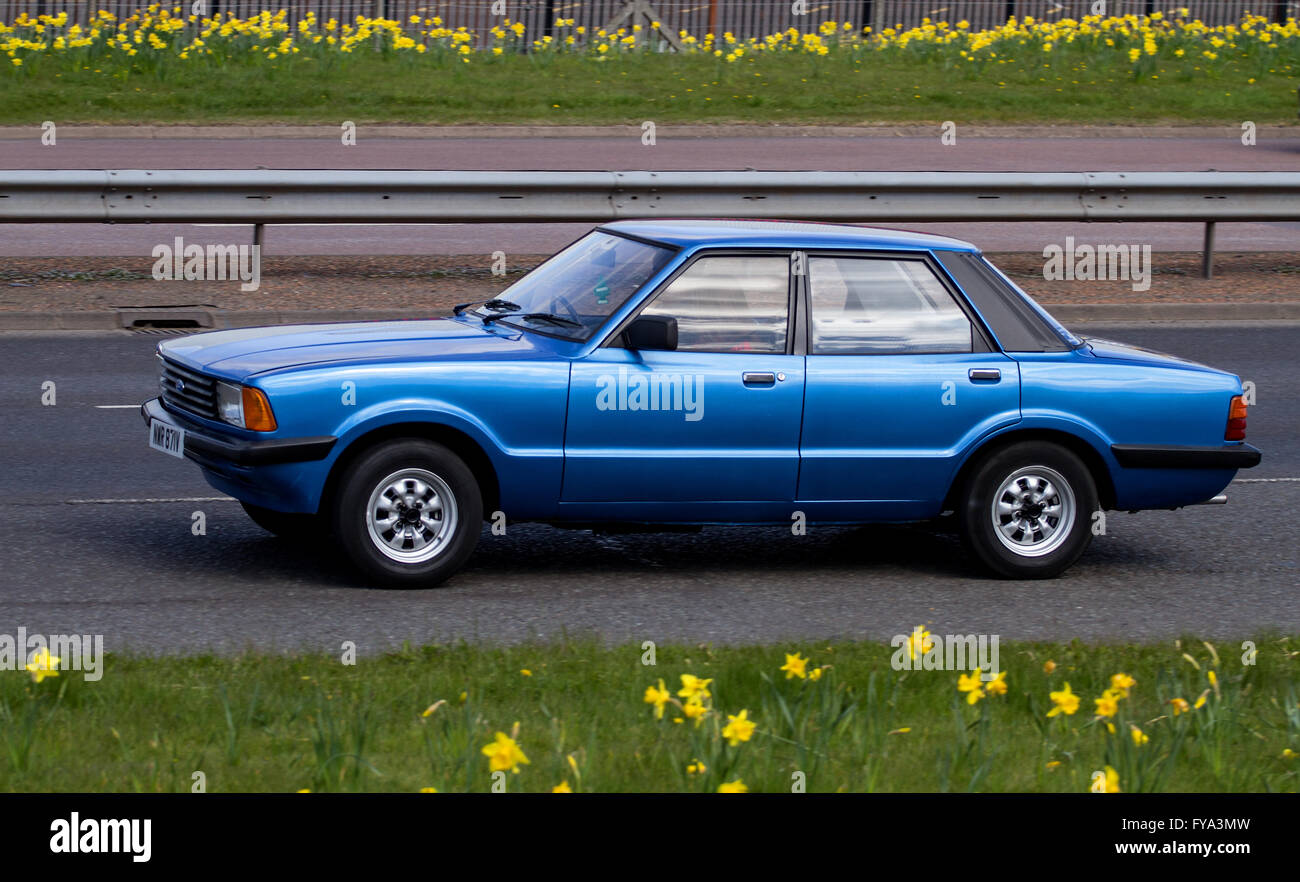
xmin=3 ymin=636 xmax=1297 ymax=793
xmin=3 ymin=51 xmax=1298 ymax=126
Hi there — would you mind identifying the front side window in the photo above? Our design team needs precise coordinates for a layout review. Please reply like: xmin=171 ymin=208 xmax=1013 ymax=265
xmin=637 ymin=255 xmax=790 ymax=353
xmin=808 ymin=256 xmax=971 ymax=355
xmin=478 ymin=231 xmax=676 ymax=340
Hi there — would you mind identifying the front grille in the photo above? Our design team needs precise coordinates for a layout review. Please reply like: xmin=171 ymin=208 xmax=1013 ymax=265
xmin=158 ymin=355 xmax=219 ymax=420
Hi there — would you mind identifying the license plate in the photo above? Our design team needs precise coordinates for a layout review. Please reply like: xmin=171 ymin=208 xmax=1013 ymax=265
xmin=149 ymin=420 xmax=185 ymax=459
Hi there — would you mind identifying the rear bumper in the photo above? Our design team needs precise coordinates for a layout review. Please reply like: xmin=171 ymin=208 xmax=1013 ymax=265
xmin=141 ymin=397 xmax=336 ymax=467
xmin=1110 ymin=443 xmax=1262 ymax=470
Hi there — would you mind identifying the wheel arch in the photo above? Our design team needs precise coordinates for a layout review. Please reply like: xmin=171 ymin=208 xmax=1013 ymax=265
xmin=943 ymin=427 xmax=1117 ymax=512
xmin=319 ymin=421 xmax=502 ymax=520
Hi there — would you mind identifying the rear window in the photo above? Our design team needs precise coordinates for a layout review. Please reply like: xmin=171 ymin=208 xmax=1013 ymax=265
xmin=934 ymin=251 xmax=1073 ymax=352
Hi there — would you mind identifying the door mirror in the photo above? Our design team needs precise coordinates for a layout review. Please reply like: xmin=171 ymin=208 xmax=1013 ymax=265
xmin=624 ymin=315 xmax=678 ymax=351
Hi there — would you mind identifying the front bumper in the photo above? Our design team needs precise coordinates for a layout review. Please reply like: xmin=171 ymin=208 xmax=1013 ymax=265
xmin=1110 ymin=443 xmax=1262 ymax=470
xmin=141 ymin=397 xmax=336 ymax=467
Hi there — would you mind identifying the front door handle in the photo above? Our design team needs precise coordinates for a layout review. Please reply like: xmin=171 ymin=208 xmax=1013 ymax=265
xmin=968 ymin=368 xmax=1001 ymax=382
xmin=742 ymin=371 xmax=777 ymax=387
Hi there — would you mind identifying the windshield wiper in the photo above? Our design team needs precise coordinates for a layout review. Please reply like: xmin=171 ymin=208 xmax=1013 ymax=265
xmin=452 ymin=298 xmax=520 ymax=316
xmin=482 ymin=311 xmax=583 ymax=329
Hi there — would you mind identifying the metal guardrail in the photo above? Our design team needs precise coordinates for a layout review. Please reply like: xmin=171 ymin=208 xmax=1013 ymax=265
xmin=3 ymin=169 xmax=1299 ymax=276
xmin=4 ymin=169 xmax=1299 ymax=223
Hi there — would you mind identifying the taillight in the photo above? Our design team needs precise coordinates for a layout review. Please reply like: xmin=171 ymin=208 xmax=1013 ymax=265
xmin=1225 ymin=394 xmax=1248 ymax=441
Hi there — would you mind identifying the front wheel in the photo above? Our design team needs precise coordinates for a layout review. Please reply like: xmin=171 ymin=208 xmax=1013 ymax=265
xmin=332 ymin=439 xmax=483 ymax=588
xmin=958 ymin=441 xmax=1098 ymax=579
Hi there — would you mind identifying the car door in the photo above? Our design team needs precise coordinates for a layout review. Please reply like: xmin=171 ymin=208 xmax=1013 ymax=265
xmin=563 ymin=252 xmax=805 ymax=511
xmin=797 ymin=252 xmax=1021 ymax=518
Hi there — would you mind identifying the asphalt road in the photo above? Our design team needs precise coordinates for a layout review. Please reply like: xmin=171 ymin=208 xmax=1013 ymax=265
xmin=2 ymin=134 xmax=1299 ymax=255
xmin=0 ymin=322 xmax=1295 ymax=654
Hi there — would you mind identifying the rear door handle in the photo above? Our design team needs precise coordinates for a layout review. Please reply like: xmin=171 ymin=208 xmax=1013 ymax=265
xmin=742 ymin=371 xmax=777 ymax=387
xmin=968 ymin=369 xmax=1001 ymax=382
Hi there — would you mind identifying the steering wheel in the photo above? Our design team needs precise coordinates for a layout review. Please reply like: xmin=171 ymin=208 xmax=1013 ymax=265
xmin=550 ymin=295 xmax=582 ymax=324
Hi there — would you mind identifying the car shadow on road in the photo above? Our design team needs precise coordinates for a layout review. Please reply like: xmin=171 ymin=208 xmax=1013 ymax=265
xmin=464 ymin=521 xmax=978 ymax=580
xmin=83 ymin=506 xmax=1179 ymax=591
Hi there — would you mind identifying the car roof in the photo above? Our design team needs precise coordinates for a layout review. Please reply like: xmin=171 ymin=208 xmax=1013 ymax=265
xmin=600 ymin=219 xmax=979 ymax=252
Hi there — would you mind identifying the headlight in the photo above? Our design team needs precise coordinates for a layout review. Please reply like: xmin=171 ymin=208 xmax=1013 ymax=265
xmin=216 ymin=382 xmax=243 ymax=426
xmin=216 ymin=382 xmax=277 ymax=432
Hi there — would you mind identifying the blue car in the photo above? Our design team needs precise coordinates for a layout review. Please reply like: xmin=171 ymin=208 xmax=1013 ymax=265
xmin=142 ymin=220 xmax=1260 ymax=584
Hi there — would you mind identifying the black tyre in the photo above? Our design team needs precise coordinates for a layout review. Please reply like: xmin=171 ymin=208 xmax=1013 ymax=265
xmin=241 ymin=502 xmax=320 ymax=541
xmin=958 ymin=441 xmax=1098 ymax=579
xmin=331 ymin=439 xmax=482 ymax=588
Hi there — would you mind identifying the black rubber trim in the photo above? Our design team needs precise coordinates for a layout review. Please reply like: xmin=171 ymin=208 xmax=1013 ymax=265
xmin=1111 ymin=443 xmax=1261 ymax=470
xmin=141 ymin=398 xmax=336 ymax=466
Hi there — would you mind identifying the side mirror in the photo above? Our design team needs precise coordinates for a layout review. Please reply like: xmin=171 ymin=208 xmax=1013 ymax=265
xmin=624 ymin=315 xmax=678 ymax=351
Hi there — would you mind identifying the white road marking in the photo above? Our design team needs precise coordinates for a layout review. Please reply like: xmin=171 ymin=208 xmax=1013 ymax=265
xmin=95 ymin=405 xmax=140 ymax=409
xmin=1232 ymin=477 xmax=1300 ymax=483
xmin=66 ymin=496 xmax=235 ymax=504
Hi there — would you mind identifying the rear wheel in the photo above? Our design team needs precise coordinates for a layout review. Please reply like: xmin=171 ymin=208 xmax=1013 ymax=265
xmin=241 ymin=502 xmax=319 ymax=541
xmin=958 ymin=441 xmax=1098 ymax=579
xmin=332 ymin=439 xmax=482 ymax=588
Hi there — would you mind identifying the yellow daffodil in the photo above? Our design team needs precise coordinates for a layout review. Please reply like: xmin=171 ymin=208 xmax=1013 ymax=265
xmin=1094 ymin=689 xmax=1120 ymax=718
xmin=1048 ymin=682 xmax=1079 ymax=716
xmin=717 ymin=779 xmax=748 ymax=793
xmin=984 ymin=671 xmax=1008 ymax=696
xmin=957 ymin=669 xmax=986 ymax=704
xmin=551 ymin=781 xmax=572 ymax=793
xmin=682 ymin=695 xmax=709 ymax=727
xmin=1043 ymin=660 xmax=1057 ymax=674
xmin=780 ymin=652 xmax=809 ymax=680
xmin=26 ymin=647 xmax=60 ymax=683
xmin=1110 ymin=673 xmax=1137 ymax=696
xmin=677 ymin=674 xmax=712 ymax=701
xmin=1130 ymin=725 xmax=1149 ymax=746
xmin=722 ymin=709 xmax=756 ymax=746
xmin=1090 ymin=766 xmax=1121 ymax=793
xmin=905 ymin=626 xmax=934 ymax=661
xmin=481 ymin=730 xmax=529 ymax=773
xmin=1169 ymin=697 xmax=1190 ymax=715
xmin=643 ymin=678 xmax=670 ymax=719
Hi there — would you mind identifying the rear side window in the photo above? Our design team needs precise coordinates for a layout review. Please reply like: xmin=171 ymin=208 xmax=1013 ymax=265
xmin=808 ymin=256 xmax=971 ymax=355
xmin=934 ymin=251 xmax=1071 ymax=352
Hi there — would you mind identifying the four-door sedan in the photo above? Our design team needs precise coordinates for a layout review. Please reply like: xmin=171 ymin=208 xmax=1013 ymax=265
xmin=143 ymin=220 xmax=1260 ymax=585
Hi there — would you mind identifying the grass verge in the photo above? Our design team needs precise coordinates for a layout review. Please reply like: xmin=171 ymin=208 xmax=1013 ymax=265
xmin=6 ymin=53 xmax=1297 ymax=126
xmin=2 ymin=635 xmax=1296 ymax=793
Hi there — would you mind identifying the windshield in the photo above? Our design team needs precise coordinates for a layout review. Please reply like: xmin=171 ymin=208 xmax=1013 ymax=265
xmin=473 ymin=231 xmax=676 ymax=340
